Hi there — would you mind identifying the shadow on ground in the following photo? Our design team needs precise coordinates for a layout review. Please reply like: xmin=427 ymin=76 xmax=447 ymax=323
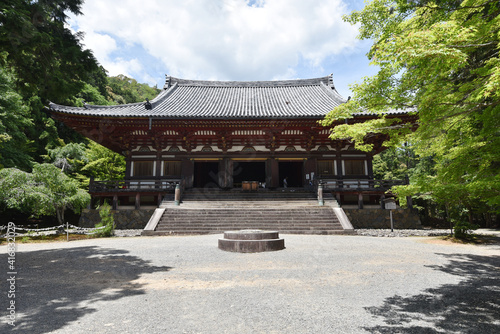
xmin=1 ymin=246 xmax=172 ymax=333
xmin=364 ymin=253 xmax=500 ymax=333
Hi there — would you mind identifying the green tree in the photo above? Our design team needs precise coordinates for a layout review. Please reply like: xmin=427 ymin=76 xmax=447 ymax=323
xmin=0 ymin=0 xmax=101 ymax=162
xmin=0 ymin=64 xmax=33 ymax=170
xmin=373 ymin=144 xmax=417 ymax=180
xmin=45 ymin=141 xmax=87 ymax=173
xmin=80 ymin=140 xmax=126 ymax=182
xmin=107 ymin=75 xmax=160 ymax=104
xmin=0 ymin=0 xmax=99 ymax=103
xmin=322 ymin=0 xmax=500 ymax=221
xmin=0 ymin=163 xmax=90 ymax=224
xmin=95 ymin=201 xmax=115 ymax=237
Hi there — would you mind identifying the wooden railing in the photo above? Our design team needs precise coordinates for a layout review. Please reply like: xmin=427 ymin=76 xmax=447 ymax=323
xmin=319 ymin=179 xmax=407 ymax=191
xmin=89 ymin=179 xmax=182 ymax=193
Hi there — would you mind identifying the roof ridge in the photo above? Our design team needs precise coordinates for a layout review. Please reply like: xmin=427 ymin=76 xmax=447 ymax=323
xmin=167 ymin=76 xmax=331 ymax=87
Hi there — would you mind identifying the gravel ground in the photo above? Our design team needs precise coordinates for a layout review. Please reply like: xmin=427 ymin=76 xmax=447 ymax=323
xmin=1 ymin=233 xmax=499 ymax=333
xmin=112 ymin=228 xmax=498 ymax=238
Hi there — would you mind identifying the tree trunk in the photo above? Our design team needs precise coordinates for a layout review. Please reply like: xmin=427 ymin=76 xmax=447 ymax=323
xmin=56 ymin=205 xmax=66 ymax=225
xmin=445 ymin=203 xmax=453 ymax=235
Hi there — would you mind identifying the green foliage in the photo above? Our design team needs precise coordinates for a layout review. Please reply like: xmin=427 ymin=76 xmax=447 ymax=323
xmin=79 ymin=140 xmax=126 ymax=184
xmin=94 ymin=202 xmax=114 ymax=237
xmin=45 ymin=141 xmax=88 ymax=173
xmin=0 ymin=0 xmax=102 ymax=166
xmin=72 ymin=83 xmax=111 ymax=107
xmin=373 ymin=144 xmax=417 ymax=180
xmin=107 ymin=75 xmax=160 ymax=105
xmin=0 ymin=0 xmax=99 ymax=103
xmin=323 ymin=0 xmax=500 ymax=220
xmin=43 ymin=140 xmax=125 ymax=188
xmin=0 ymin=1 xmax=160 ymax=224
xmin=0 ymin=163 xmax=90 ymax=224
xmin=0 ymin=64 xmax=33 ymax=170
xmin=453 ymin=221 xmax=478 ymax=240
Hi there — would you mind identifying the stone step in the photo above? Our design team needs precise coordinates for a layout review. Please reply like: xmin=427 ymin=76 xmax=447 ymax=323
xmin=149 ymin=188 xmax=347 ymax=235
xmin=159 ymin=214 xmax=338 ymax=219
xmin=148 ymin=229 xmax=349 ymax=236
xmin=163 ymin=202 xmax=326 ymax=208
xmin=156 ymin=225 xmax=342 ymax=231
xmin=161 ymin=210 xmax=334 ymax=213
xmin=156 ymin=222 xmax=342 ymax=228
xmin=156 ymin=224 xmax=342 ymax=229
xmin=160 ymin=220 xmax=338 ymax=225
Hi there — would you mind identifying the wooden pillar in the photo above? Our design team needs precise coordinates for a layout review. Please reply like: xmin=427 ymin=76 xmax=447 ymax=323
xmin=304 ymin=158 xmax=316 ymax=187
xmin=181 ymin=158 xmax=194 ymax=188
xmin=112 ymin=195 xmax=118 ymax=210
xmin=358 ymin=193 xmax=364 ymax=209
xmin=367 ymin=154 xmax=374 ymax=179
xmin=380 ymin=194 xmax=386 ymax=209
xmin=87 ymin=197 xmax=93 ymax=210
xmin=157 ymin=194 xmax=163 ymax=207
xmin=135 ymin=193 xmax=141 ymax=210
xmin=155 ymin=152 xmax=162 ymax=179
xmin=336 ymin=150 xmax=343 ymax=178
xmin=267 ymin=158 xmax=279 ymax=188
xmin=218 ymin=159 xmax=226 ymax=188
xmin=218 ymin=158 xmax=233 ymax=189
xmin=125 ymin=153 xmax=132 ymax=178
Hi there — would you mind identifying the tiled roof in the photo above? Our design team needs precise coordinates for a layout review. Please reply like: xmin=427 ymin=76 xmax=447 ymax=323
xmin=49 ymin=75 xmax=347 ymax=119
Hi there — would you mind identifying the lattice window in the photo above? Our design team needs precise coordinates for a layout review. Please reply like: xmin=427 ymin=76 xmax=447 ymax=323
xmin=318 ymin=160 xmax=335 ymax=176
xmin=344 ymin=160 xmax=365 ymax=175
xmin=133 ymin=161 xmax=154 ymax=176
xmin=138 ymin=146 xmax=151 ymax=152
xmin=164 ymin=161 xmax=181 ymax=176
xmin=284 ymin=146 xmax=296 ymax=152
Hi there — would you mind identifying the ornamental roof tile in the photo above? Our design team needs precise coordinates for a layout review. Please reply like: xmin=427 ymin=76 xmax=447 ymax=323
xmin=49 ymin=75 xmax=348 ymax=119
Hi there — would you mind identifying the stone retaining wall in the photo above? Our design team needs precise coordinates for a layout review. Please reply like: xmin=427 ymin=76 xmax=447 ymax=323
xmin=79 ymin=209 xmax=155 ymax=229
xmin=344 ymin=208 xmax=422 ymax=229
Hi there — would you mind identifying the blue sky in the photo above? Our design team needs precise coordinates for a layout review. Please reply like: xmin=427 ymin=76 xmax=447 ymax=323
xmin=68 ymin=0 xmax=376 ymax=98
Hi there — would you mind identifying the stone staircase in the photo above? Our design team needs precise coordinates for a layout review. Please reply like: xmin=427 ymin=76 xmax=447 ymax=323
xmin=142 ymin=188 xmax=354 ymax=236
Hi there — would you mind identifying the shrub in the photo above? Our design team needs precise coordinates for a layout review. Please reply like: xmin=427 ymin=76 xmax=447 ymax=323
xmin=453 ymin=221 xmax=478 ymax=240
xmin=94 ymin=202 xmax=115 ymax=237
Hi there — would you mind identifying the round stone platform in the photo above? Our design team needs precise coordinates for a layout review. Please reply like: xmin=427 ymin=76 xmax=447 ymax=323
xmin=218 ymin=230 xmax=285 ymax=253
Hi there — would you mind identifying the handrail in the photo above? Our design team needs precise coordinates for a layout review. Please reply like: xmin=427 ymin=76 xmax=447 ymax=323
xmin=89 ymin=179 xmax=181 ymax=192
xmin=319 ymin=179 xmax=407 ymax=191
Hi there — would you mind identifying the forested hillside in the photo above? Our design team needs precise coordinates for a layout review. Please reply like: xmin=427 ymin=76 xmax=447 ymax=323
xmin=0 ymin=0 xmax=159 ymax=224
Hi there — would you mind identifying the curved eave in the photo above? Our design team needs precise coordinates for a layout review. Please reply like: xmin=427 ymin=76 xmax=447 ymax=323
xmin=50 ymin=110 xmax=327 ymax=121
xmin=48 ymin=74 xmax=348 ymax=119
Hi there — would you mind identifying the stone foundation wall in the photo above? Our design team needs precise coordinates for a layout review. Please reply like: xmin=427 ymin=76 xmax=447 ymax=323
xmin=344 ymin=208 xmax=422 ymax=229
xmin=79 ymin=209 xmax=155 ymax=229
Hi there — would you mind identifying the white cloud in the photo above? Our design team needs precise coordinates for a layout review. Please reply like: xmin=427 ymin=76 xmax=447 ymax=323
xmin=69 ymin=0 xmax=361 ymax=84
